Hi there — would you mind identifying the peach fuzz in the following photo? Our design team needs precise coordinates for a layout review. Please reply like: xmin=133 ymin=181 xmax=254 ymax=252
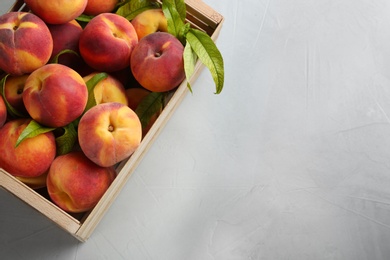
xmin=0 ymin=118 xmax=56 ymax=178
xmin=3 ymin=74 xmax=29 ymax=116
xmin=48 ymin=20 xmax=83 ymax=69
xmin=24 ymin=0 xmax=88 ymax=25
xmin=130 ymin=32 xmax=185 ymax=92
xmin=0 ymin=12 xmax=53 ymax=76
xmin=47 ymin=151 xmax=116 ymax=213
xmin=79 ymin=13 xmax=138 ymax=72
xmin=83 ymin=0 xmax=119 ymax=16
xmin=83 ymin=72 xmax=128 ymax=106
xmin=131 ymin=9 xmax=168 ymax=40
xmin=78 ymin=102 xmax=142 ymax=167
xmin=22 ymin=64 xmax=88 ymax=128
xmin=0 ymin=95 xmax=6 ymax=127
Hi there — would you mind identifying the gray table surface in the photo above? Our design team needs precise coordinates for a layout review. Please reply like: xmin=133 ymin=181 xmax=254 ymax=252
xmin=2 ymin=0 xmax=390 ymax=259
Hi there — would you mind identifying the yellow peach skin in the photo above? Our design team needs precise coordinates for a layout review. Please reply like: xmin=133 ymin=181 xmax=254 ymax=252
xmin=83 ymin=0 xmax=119 ymax=16
xmin=16 ymin=171 xmax=48 ymax=190
xmin=22 ymin=64 xmax=88 ymax=128
xmin=3 ymin=74 xmax=29 ymax=116
xmin=79 ymin=13 xmax=138 ymax=72
xmin=0 ymin=12 xmax=53 ymax=76
xmin=24 ymin=0 xmax=88 ymax=25
xmin=0 ymin=119 xmax=56 ymax=178
xmin=47 ymin=151 xmax=116 ymax=213
xmin=131 ymin=9 xmax=168 ymax=40
xmin=78 ymin=102 xmax=142 ymax=167
xmin=83 ymin=72 xmax=129 ymax=106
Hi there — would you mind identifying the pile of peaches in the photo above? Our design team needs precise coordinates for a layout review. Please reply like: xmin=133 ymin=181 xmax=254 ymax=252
xmin=0 ymin=0 xmax=186 ymax=213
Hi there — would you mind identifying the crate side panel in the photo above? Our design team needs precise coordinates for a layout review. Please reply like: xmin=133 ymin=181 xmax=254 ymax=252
xmin=0 ymin=169 xmax=81 ymax=234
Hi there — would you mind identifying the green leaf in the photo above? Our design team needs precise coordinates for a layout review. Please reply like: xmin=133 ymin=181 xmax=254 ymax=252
xmin=0 ymin=74 xmax=27 ymax=118
xmin=15 ymin=120 xmax=55 ymax=147
xmin=49 ymin=49 xmax=80 ymax=64
xmin=76 ymin=14 xmax=95 ymax=23
xmin=186 ymin=28 xmax=224 ymax=94
xmin=135 ymin=92 xmax=163 ymax=129
xmin=84 ymin=72 xmax=108 ymax=113
xmin=164 ymin=0 xmax=186 ymax=22
xmin=55 ymin=122 xmax=77 ymax=156
xmin=183 ymin=40 xmax=197 ymax=93
xmin=116 ymin=0 xmax=160 ymax=21
xmin=180 ymin=22 xmax=191 ymax=42
xmin=162 ymin=1 xmax=186 ymax=43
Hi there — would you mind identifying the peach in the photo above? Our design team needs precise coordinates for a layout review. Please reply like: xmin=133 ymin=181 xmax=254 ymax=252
xmin=15 ymin=171 xmax=48 ymax=190
xmin=126 ymin=87 xmax=151 ymax=111
xmin=130 ymin=32 xmax=185 ymax=92
xmin=0 ymin=95 xmax=6 ymax=128
xmin=83 ymin=72 xmax=128 ymax=106
xmin=47 ymin=151 xmax=116 ymax=213
xmin=79 ymin=13 xmax=138 ymax=72
xmin=83 ymin=0 xmax=119 ymax=16
xmin=78 ymin=102 xmax=142 ymax=167
xmin=125 ymin=87 xmax=161 ymax=136
xmin=0 ymin=118 xmax=56 ymax=178
xmin=22 ymin=64 xmax=88 ymax=128
xmin=24 ymin=0 xmax=88 ymax=25
xmin=131 ymin=9 xmax=168 ymax=40
xmin=3 ymin=74 xmax=29 ymax=116
xmin=0 ymin=12 xmax=53 ymax=76
xmin=48 ymin=20 xmax=83 ymax=69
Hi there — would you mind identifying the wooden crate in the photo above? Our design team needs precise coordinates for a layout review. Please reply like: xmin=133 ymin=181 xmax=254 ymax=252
xmin=0 ymin=0 xmax=224 ymax=242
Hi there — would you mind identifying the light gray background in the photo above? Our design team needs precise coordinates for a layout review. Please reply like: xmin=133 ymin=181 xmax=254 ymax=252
xmin=2 ymin=0 xmax=390 ymax=259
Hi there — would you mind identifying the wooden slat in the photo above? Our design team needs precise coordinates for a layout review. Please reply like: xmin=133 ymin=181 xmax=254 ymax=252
xmin=185 ymin=0 xmax=223 ymax=28
xmin=0 ymin=169 xmax=81 ymax=234
xmin=8 ymin=0 xmax=23 ymax=12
